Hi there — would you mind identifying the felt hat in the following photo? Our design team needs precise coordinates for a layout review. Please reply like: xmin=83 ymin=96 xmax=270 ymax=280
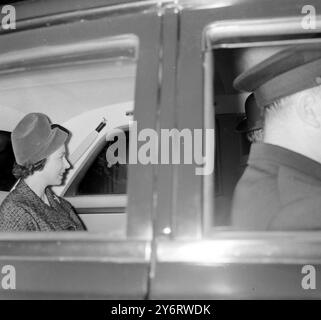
xmin=11 ymin=113 xmax=69 ymax=166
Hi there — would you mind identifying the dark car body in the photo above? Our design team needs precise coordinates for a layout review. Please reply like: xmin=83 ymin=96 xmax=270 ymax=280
xmin=0 ymin=0 xmax=321 ymax=299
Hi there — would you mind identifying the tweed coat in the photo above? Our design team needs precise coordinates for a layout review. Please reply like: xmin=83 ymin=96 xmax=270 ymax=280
xmin=0 ymin=180 xmax=86 ymax=231
xmin=232 ymin=143 xmax=321 ymax=230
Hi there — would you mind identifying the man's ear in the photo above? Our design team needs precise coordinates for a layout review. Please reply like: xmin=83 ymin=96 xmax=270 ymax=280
xmin=296 ymin=94 xmax=320 ymax=128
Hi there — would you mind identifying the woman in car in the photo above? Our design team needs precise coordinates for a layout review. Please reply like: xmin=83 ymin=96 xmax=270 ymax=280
xmin=0 ymin=113 xmax=86 ymax=231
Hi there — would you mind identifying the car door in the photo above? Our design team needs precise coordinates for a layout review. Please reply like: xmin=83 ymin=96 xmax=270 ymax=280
xmin=150 ymin=0 xmax=321 ymax=299
xmin=0 ymin=0 xmax=161 ymax=298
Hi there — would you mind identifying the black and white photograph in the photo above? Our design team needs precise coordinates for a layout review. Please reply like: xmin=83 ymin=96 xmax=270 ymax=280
xmin=0 ymin=0 xmax=321 ymax=306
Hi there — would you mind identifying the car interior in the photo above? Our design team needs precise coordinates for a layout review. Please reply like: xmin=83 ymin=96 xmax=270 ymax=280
xmin=0 ymin=36 xmax=137 ymax=234
xmin=211 ymin=40 xmax=320 ymax=228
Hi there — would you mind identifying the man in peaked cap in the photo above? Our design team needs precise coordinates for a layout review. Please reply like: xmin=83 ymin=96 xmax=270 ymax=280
xmin=231 ymin=44 xmax=321 ymax=230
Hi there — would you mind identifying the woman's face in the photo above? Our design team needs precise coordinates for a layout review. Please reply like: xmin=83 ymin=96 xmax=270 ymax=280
xmin=41 ymin=144 xmax=70 ymax=186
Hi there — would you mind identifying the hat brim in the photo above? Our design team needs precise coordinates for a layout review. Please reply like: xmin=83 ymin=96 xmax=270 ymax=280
xmin=234 ymin=44 xmax=321 ymax=92
xmin=30 ymin=126 xmax=69 ymax=164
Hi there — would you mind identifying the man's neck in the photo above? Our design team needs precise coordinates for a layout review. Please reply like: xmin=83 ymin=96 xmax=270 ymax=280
xmin=264 ymin=130 xmax=321 ymax=165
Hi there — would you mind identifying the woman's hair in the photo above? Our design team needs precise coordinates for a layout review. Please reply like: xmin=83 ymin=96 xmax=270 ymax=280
xmin=12 ymin=158 xmax=47 ymax=179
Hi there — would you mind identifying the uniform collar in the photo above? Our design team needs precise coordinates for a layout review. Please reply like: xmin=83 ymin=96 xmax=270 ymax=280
xmin=248 ymin=143 xmax=321 ymax=181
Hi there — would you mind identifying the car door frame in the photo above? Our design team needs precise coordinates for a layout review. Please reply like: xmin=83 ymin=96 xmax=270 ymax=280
xmin=0 ymin=0 xmax=162 ymax=299
xmin=151 ymin=0 xmax=321 ymax=299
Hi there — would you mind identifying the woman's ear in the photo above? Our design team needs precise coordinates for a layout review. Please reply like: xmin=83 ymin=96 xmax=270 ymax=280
xmin=296 ymin=93 xmax=320 ymax=128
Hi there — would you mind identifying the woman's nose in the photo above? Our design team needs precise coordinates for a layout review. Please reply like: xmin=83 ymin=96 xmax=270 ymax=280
xmin=64 ymin=157 xmax=71 ymax=170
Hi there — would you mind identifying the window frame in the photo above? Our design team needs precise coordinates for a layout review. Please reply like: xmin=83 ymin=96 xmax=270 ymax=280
xmin=162 ymin=1 xmax=321 ymax=239
xmin=65 ymin=125 xmax=130 ymax=197
xmin=0 ymin=37 xmax=137 ymax=236
xmin=62 ymin=125 xmax=130 ymax=236
xmin=150 ymin=5 xmax=321 ymax=299
xmin=0 ymin=0 xmax=162 ymax=299
xmin=203 ymin=16 xmax=321 ymax=235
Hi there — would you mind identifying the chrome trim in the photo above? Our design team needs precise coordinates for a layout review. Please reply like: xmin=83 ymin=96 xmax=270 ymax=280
xmin=204 ymin=16 xmax=321 ymax=50
xmin=0 ymin=233 xmax=150 ymax=263
xmin=157 ymin=232 xmax=321 ymax=264
xmin=146 ymin=0 xmax=167 ymax=299
xmin=76 ymin=207 xmax=126 ymax=214
xmin=0 ymin=1 xmax=168 ymax=35
xmin=0 ymin=34 xmax=138 ymax=73
xmin=202 ymin=50 xmax=214 ymax=233
xmin=171 ymin=2 xmax=182 ymax=238
xmin=178 ymin=0 xmax=240 ymax=10
xmin=66 ymin=194 xmax=127 ymax=209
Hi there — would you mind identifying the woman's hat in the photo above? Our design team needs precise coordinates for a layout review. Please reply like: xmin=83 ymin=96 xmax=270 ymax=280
xmin=11 ymin=113 xmax=69 ymax=166
xmin=236 ymin=94 xmax=263 ymax=133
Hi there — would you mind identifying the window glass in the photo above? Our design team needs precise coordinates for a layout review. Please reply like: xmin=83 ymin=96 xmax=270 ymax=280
xmin=212 ymin=46 xmax=281 ymax=227
xmin=210 ymin=40 xmax=321 ymax=229
xmin=67 ymin=130 xmax=129 ymax=196
xmin=0 ymin=59 xmax=136 ymax=125
xmin=0 ymin=39 xmax=136 ymax=194
xmin=0 ymin=36 xmax=138 ymax=233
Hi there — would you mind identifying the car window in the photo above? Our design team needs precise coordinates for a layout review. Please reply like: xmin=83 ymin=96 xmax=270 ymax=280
xmin=66 ymin=130 xmax=129 ymax=196
xmin=209 ymin=45 xmax=290 ymax=227
xmin=203 ymin=28 xmax=321 ymax=230
xmin=0 ymin=35 xmax=138 ymax=234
